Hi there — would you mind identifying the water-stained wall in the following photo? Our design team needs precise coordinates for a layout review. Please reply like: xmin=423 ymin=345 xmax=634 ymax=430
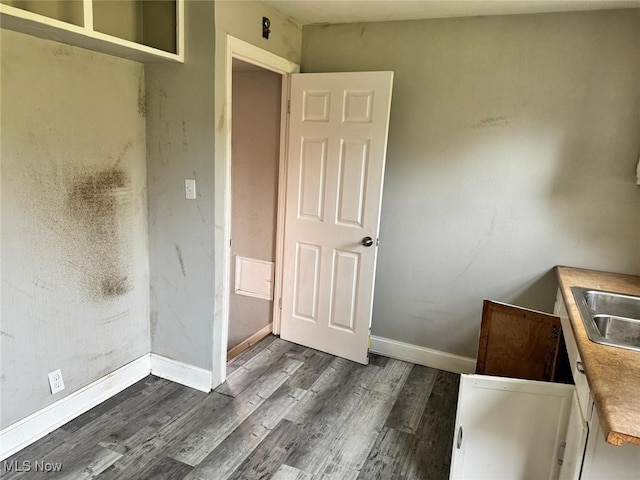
xmin=0 ymin=29 xmax=149 ymax=428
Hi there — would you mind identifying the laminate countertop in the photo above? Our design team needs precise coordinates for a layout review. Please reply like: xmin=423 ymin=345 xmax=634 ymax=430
xmin=556 ymin=266 xmax=640 ymax=446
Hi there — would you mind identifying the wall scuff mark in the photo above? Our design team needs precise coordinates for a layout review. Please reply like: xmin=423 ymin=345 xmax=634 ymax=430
xmin=472 ymin=116 xmax=514 ymax=129
xmin=175 ymin=244 xmax=187 ymax=276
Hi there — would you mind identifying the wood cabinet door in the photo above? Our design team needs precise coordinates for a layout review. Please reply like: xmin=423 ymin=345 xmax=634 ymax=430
xmin=476 ymin=300 xmax=563 ymax=382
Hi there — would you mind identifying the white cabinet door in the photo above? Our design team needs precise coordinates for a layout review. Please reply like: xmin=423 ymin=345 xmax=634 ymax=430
xmin=280 ymin=72 xmax=393 ymax=364
xmin=558 ymin=392 xmax=589 ymax=480
xmin=581 ymin=409 xmax=640 ymax=480
xmin=451 ymin=374 xmax=574 ymax=480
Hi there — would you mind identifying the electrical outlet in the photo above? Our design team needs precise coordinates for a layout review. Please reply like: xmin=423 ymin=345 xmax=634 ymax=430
xmin=48 ymin=369 xmax=65 ymax=394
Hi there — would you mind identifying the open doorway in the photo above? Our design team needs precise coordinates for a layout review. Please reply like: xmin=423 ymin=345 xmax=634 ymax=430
xmin=215 ymin=37 xmax=392 ymax=384
xmin=213 ymin=35 xmax=299 ymax=387
xmin=227 ymin=59 xmax=282 ymax=360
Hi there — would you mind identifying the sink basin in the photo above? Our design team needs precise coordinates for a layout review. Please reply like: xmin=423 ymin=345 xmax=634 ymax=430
xmin=593 ymin=315 xmax=640 ymax=349
xmin=583 ymin=290 xmax=640 ymax=320
xmin=571 ymin=287 xmax=640 ymax=352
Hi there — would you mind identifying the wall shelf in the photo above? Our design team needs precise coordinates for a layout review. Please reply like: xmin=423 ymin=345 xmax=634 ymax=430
xmin=0 ymin=0 xmax=184 ymax=63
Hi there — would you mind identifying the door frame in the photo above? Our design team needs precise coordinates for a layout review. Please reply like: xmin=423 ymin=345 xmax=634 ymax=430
xmin=212 ymin=35 xmax=299 ymax=387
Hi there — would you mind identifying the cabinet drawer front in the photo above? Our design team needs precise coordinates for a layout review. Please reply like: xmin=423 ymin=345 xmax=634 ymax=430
xmin=557 ymin=289 xmax=591 ymax=420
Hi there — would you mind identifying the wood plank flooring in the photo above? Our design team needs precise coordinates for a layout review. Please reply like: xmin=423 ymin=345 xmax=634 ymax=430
xmin=2 ymin=336 xmax=460 ymax=480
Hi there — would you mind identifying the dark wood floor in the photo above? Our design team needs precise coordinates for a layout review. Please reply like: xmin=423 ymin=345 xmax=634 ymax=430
xmin=2 ymin=336 xmax=460 ymax=480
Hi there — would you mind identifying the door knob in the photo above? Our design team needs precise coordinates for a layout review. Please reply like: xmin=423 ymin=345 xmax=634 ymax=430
xmin=361 ymin=236 xmax=374 ymax=247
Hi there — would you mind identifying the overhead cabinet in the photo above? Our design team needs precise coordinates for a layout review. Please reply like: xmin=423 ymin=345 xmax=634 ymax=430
xmin=0 ymin=0 xmax=183 ymax=63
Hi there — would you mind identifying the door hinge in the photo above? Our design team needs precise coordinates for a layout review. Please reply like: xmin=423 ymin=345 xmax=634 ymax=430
xmin=279 ymin=297 xmax=282 ymax=309
xmin=376 ymin=237 xmax=380 ymax=246
xmin=557 ymin=441 xmax=566 ymax=465
xmin=287 ymin=100 xmax=291 ymax=114
xmin=551 ymin=324 xmax=560 ymax=338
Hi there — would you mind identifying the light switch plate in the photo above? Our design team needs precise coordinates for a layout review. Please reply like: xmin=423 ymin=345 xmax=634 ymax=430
xmin=185 ymin=179 xmax=196 ymax=200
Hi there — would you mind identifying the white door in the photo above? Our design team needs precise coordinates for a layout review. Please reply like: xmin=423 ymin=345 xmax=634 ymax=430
xmin=280 ymin=72 xmax=393 ymax=364
xmin=450 ymin=374 xmax=574 ymax=480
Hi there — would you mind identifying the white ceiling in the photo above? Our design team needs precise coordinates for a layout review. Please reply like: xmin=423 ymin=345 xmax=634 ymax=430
xmin=263 ymin=0 xmax=640 ymax=25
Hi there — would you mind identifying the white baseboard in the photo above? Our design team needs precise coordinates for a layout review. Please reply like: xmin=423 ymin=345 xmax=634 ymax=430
xmin=150 ymin=354 xmax=212 ymax=393
xmin=0 ymin=354 xmax=151 ymax=461
xmin=370 ymin=336 xmax=476 ymax=374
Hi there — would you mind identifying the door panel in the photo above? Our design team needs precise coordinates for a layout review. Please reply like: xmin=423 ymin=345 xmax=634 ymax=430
xmin=293 ymin=242 xmax=321 ymax=323
xmin=336 ymin=139 xmax=369 ymax=227
xmin=281 ymin=72 xmax=393 ymax=364
xmin=343 ymin=90 xmax=374 ymax=122
xmin=299 ymin=138 xmax=327 ymax=221
xmin=329 ymin=249 xmax=360 ymax=332
xmin=303 ymin=90 xmax=331 ymax=121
